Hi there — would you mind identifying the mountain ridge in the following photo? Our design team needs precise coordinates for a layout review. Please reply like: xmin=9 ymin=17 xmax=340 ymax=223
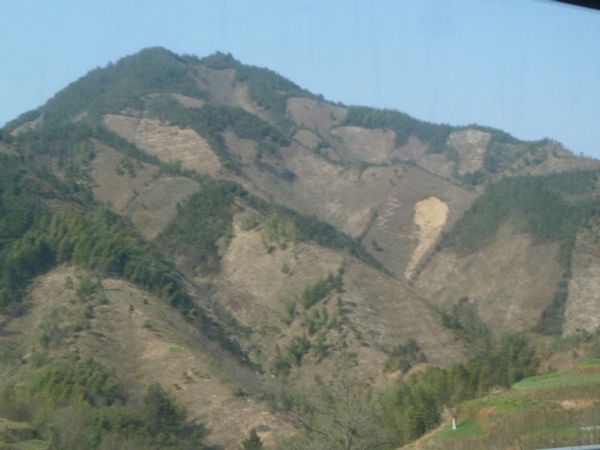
xmin=1 ymin=47 xmax=600 ymax=449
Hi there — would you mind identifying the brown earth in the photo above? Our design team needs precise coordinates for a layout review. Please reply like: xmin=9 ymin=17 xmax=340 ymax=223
xmin=2 ymin=266 xmax=293 ymax=449
xmin=216 ymin=214 xmax=467 ymax=377
xmin=89 ymin=142 xmax=200 ymax=239
xmin=405 ymin=197 xmax=449 ymax=280
xmin=564 ymin=228 xmax=600 ymax=336
xmin=415 ymin=224 xmax=564 ymax=332
xmin=103 ymin=114 xmax=222 ymax=176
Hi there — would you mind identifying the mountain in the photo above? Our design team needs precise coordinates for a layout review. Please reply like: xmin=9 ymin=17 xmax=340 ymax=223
xmin=1 ymin=47 xmax=600 ymax=449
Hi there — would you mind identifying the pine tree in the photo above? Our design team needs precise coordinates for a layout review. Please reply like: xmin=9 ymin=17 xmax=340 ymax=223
xmin=241 ymin=428 xmax=263 ymax=450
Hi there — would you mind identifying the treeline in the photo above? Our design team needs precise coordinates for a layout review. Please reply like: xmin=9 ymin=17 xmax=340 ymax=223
xmin=10 ymin=47 xmax=205 ymax=127
xmin=444 ymin=170 xmax=599 ymax=255
xmin=1 ymin=208 xmax=193 ymax=314
xmin=149 ymin=95 xmax=290 ymax=173
xmin=247 ymin=198 xmax=385 ymax=271
xmin=0 ymin=154 xmax=192 ymax=314
xmin=383 ymin=334 xmax=537 ymax=443
xmin=14 ymin=121 xmax=163 ymax=181
xmin=279 ymin=334 xmax=537 ymax=449
xmin=443 ymin=170 xmax=600 ymax=335
xmin=344 ymin=106 xmax=454 ymax=153
xmin=201 ymin=51 xmax=312 ymax=122
xmin=0 ymin=358 xmax=206 ymax=449
xmin=158 ymin=179 xmax=244 ymax=273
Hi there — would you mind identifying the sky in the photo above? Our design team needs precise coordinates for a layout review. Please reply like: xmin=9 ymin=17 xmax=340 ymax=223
xmin=1 ymin=0 xmax=599 ymax=157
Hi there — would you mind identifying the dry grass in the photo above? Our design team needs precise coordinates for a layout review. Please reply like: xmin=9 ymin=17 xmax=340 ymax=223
xmin=3 ymin=266 xmax=293 ymax=449
xmin=103 ymin=114 xmax=222 ymax=176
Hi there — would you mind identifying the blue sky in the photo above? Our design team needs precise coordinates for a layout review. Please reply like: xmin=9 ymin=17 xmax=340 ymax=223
xmin=1 ymin=0 xmax=599 ymax=157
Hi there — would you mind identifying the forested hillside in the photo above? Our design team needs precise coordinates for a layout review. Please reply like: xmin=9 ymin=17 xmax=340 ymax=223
xmin=1 ymin=47 xmax=600 ymax=449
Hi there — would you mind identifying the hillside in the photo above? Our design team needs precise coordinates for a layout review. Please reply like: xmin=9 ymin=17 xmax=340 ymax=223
xmin=1 ymin=47 xmax=600 ymax=449
xmin=406 ymin=359 xmax=600 ymax=449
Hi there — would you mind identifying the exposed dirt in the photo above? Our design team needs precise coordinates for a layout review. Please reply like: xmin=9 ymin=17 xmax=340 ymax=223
xmin=415 ymin=224 xmax=564 ymax=332
xmin=447 ymin=129 xmax=490 ymax=175
xmin=0 ymin=142 xmax=16 ymax=155
xmin=3 ymin=266 xmax=293 ymax=449
xmin=170 ymin=93 xmax=205 ymax=108
xmin=331 ymin=126 xmax=396 ymax=164
xmin=560 ymin=399 xmax=597 ymax=410
xmin=90 ymin=142 xmax=199 ymax=239
xmin=90 ymin=142 xmax=159 ymax=212
xmin=217 ymin=214 xmax=466 ymax=375
xmin=506 ymin=140 xmax=600 ymax=177
xmin=405 ymin=197 xmax=449 ymax=280
xmin=125 ymin=176 xmax=200 ymax=239
xmin=564 ymin=228 xmax=600 ymax=336
xmin=292 ymin=129 xmax=321 ymax=150
xmin=286 ymin=97 xmax=347 ymax=137
xmin=9 ymin=116 xmax=42 ymax=136
xmin=103 ymin=114 xmax=222 ymax=176
xmin=192 ymin=65 xmax=274 ymax=124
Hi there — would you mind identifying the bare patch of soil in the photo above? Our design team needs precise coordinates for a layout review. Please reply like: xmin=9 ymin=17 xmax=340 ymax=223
xmin=331 ymin=126 xmax=396 ymax=164
xmin=286 ymin=97 xmax=347 ymax=136
xmin=447 ymin=129 xmax=490 ymax=175
xmin=415 ymin=224 xmax=564 ymax=332
xmin=103 ymin=114 xmax=221 ymax=176
xmin=4 ymin=266 xmax=293 ymax=449
xmin=405 ymin=197 xmax=448 ymax=280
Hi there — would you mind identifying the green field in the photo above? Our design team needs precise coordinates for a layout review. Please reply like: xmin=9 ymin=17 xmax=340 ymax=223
xmin=514 ymin=361 xmax=600 ymax=391
xmin=433 ymin=420 xmax=484 ymax=440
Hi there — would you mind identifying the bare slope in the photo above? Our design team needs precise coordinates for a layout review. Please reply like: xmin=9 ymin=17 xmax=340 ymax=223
xmin=414 ymin=224 xmax=564 ymax=333
xmin=216 ymin=214 xmax=467 ymax=377
xmin=3 ymin=266 xmax=293 ymax=449
xmin=90 ymin=142 xmax=199 ymax=239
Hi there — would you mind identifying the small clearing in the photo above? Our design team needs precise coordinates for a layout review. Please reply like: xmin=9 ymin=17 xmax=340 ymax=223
xmin=103 ymin=114 xmax=222 ymax=176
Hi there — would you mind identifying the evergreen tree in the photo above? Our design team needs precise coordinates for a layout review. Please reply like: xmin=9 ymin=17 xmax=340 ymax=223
xmin=241 ymin=428 xmax=264 ymax=450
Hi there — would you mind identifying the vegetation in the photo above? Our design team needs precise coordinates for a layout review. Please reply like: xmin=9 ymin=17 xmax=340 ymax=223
xmin=240 ymin=428 xmax=264 ymax=450
xmin=0 ymin=154 xmax=193 ymax=316
xmin=158 ymin=179 xmax=243 ymax=272
xmin=149 ymin=94 xmax=290 ymax=173
xmin=384 ymin=339 xmax=427 ymax=373
xmin=419 ymin=360 xmax=600 ymax=449
xmin=0 ymin=359 xmax=206 ymax=449
xmin=8 ymin=48 xmax=205 ymax=127
xmin=376 ymin=334 xmax=537 ymax=444
xmin=444 ymin=170 xmax=599 ymax=255
xmin=14 ymin=120 xmax=162 ymax=175
xmin=248 ymin=198 xmax=383 ymax=269
xmin=200 ymin=51 xmax=312 ymax=125
xmin=300 ymin=273 xmax=342 ymax=309
xmin=442 ymin=170 xmax=600 ymax=334
xmin=277 ymin=334 xmax=538 ymax=449
xmin=344 ymin=106 xmax=454 ymax=153
xmin=3 ymin=47 xmax=600 ymax=450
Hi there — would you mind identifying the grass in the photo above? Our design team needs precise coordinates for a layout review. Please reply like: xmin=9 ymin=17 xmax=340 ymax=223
xmin=463 ymin=396 xmax=546 ymax=413
xmin=578 ymin=358 xmax=600 ymax=367
xmin=0 ymin=421 xmax=47 ymax=450
xmin=169 ymin=345 xmax=185 ymax=354
xmin=433 ymin=420 xmax=485 ymax=440
xmin=514 ymin=361 xmax=600 ymax=391
xmin=420 ymin=360 xmax=600 ymax=449
xmin=13 ymin=440 xmax=50 ymax=450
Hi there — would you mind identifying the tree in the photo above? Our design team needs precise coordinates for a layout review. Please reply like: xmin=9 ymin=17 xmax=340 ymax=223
xmin=280 ymin=356 xmax=394 ymax=450
xmin=143 ymin=383 xmax=185 ymax=435
xmin=241 ymin=428 xmax=264 ymax=450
